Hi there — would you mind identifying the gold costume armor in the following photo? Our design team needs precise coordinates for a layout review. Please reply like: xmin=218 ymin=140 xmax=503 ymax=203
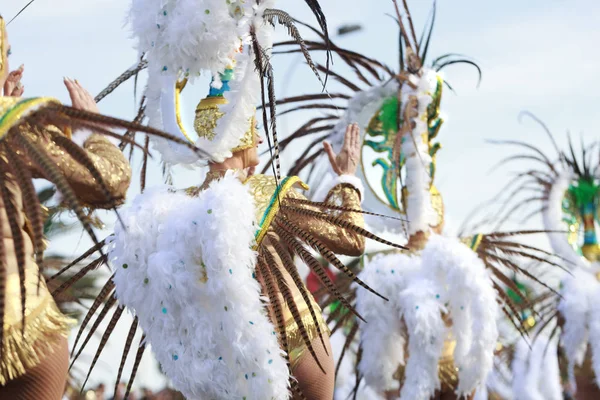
xmin=0 ymin=96 xmax=132 ymax=384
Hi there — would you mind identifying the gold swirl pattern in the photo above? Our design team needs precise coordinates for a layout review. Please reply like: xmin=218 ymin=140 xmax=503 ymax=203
xmin=194 ymin=96 xmax=256 ymax=152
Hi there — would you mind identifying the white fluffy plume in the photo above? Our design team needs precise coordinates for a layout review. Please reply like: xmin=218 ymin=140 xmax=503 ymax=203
xmin=401 ymin=69 xmax=440 ymax=235
xmin=130 ymin=0 xmax=276 ymax=164
xmin=559 ymin=266 xmax=600 ymax=392
xmin=355 ymin=235 xmax=499 ymax=400
xmin=512 ymin=335 xmax=562 ymax=400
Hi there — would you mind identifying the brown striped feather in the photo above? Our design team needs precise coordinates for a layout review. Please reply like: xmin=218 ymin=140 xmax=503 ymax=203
xmin=352 ymin=347 xmax=363 ymax=400
xmin=483 ymin=251 xmax=560 ymax=296
xmin=276 ymin=215 xmax=389 ymax=301
xmin=81 ymin=305 xmax=124 ymax=390
xmin=273 ymin=223 xmax=365 ymax=322
xmin=315 ymin=64 xmax=362 ymax=92
xmin=286 ymin=197 xmax=406 ymax=221
xmin=51 ymin=257 xmax=105 ymax=298
xmin=282 ymin=204 xmax=406 ymax=250
xmin=49 ymin=131 xmax=118 ymax=208
xmin=328 ymin=310 xmax=355 ymax=337
xmin=274 ymin=40 xmax=391 ymax=79
xmin=70 ymin=293 xmax=117 ymax=367
xmin=486 ymin=264 xmax=530 ymax=308
xmin=289 ymin=148 xmax=325 ymax=177
xmin=492 ymin=281 xmax=528 ymax=338
xmin=13 ymin=130 xmax=103 ymax=250
xmin=124 ymin=336 xmax=147 ymax=400
xmin=251 ymin=28 xmax=281 ymax=183
xmin=141 ymin=135 xmax=150 ymax=192
xmin=267 ymin=234 xmax=329 ymax=356
xmin=95 ymin=59 xmax=148 ymax=103
xmin=46 ymin=117 xmax=148 ymax=154
xmin=266 ymin=93 xmax=350 ymax=108
xmin=115 ymin=317 xmax=139 ymax=396
xmin=263 ymin=247 xmax=326 ymax=373
xmin=266 ymin=57 xmax=282 ymax=181
xmin=0 ymin=162 xmax=27 ymax=334
xmin=489 ymin=243 xmax=570 ymax=274
xmin=499 ymin=304 xmax=527 ymax=341
xmin=255 ymin=258 xmax=289 ymax=360
xmin=120 ymin=97 xmax=146 ymax=152
xmin=3 ymin=148 xmax=45 ymax=280
xmin=48 ymin=240 xmax=107 ymax=283
xmin=532 ymin=310 xmax=559 ymax=343
xmin=71 ymin=277 xmax=115 ymax=353
xmin=279 ymin=134 xmax=329 ymax=176
xmin=278 ymin=103 xmax=345 ymax=118
xmin=483 ymin=238 xmax=568 ymax=265
xmin=255 ymin=258 xmax=296 ymax=398
xmin=0 ymin=184 xmax=6 ymax=357
xmin=41 ymin=105 xmax=209 ymax=159
xmin=335 ymin=320 xmax=359 ymax=378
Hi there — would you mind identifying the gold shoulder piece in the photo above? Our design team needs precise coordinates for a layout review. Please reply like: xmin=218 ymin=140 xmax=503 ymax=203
xmin=245 ymin=175 xmax=309 ymax=247
xmin=459 ymin=233 xmax=483 ymax=252
xmin=0 ymin=97 xmax=60 ymax=139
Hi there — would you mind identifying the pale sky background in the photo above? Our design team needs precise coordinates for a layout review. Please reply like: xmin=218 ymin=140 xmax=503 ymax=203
xmin=3 ymin=0 xmax=600 ymax=395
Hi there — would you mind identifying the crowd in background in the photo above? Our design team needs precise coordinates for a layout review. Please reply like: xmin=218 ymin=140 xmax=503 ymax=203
xmin=64 ymin=382 xmax=184 ymax=400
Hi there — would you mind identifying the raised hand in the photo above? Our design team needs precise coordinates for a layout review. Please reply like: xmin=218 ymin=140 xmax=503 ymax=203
xmin=323 ymin=122 xmax=361 ymax=176
xmin=64 ymin=77 xmax=99 ymax=113
xmin=4 ymin=64 xmax=24 ymax=97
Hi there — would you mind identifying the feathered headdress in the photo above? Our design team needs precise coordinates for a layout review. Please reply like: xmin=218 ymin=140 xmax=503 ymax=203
xmin=270 ymin=0 xmax=481 ymax=233
xmin=0 ymin=95 xmax=206 ymax=382
xmin=131 ymin=0 xmax=330 ymax=171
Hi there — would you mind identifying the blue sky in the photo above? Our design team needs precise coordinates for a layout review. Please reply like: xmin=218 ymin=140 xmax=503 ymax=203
xmin=5 ymin=0 xmax=599 ymax=233
xmin=3 ymin=0 xmax=599 ymax=392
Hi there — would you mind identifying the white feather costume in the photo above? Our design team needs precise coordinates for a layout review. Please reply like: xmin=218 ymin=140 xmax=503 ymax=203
xmin=356 ymin=235 xmax=499 ymax=400
xmin=511 ymin=335 xmax=562 ymax=400
xmin=71 ymin=167 xmax=395 ymax=399
xmin=494 ymin=124 xmax=600 ymax=394
xmin=111 ymin=173 xmax=290 ymax=399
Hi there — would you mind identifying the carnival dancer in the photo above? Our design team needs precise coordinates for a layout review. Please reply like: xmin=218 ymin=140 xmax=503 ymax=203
xmin=62 ymin=0 xmax=407 ymax=398
xmin=69 ymin=71 xmax=405 ymax=400
xmin=272 ymin=2 xmax=558 ymax=399
xmin=491 ymin=116 xmax=600 ymax=400
xmin=0 ymin=13 xmax=205 ymax=399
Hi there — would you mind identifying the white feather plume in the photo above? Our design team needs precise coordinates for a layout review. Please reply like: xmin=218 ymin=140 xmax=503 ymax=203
xmin=355 ymin=235 xmax=499 ymax=399
xmin=543 ymin=169 xmax=589 ymax=269
xmin=421 ymin=235 xmax=499 ymax=397
xmin=559 ymin=265 xmax=600 ymax=392
xmin=512 ymin=335 xmax=562 ymax=400
xmin=356 ymin=254 xmax=420 ymax=391
xmin=401 ymin=69 xmax=439 ymax=235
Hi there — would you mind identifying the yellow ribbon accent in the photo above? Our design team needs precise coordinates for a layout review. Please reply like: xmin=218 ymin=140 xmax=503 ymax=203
xmin=0 ymin=97 xmax=60 ymax=140
xmin=175 ymin=78 xmax=197 ymax=144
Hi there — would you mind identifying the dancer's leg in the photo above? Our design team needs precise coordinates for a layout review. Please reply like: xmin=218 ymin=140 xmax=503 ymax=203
xmin=0 ymin=337 xmax=69 ymax=400
xmin=292 ymin=335 xmax=335 ymax=400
